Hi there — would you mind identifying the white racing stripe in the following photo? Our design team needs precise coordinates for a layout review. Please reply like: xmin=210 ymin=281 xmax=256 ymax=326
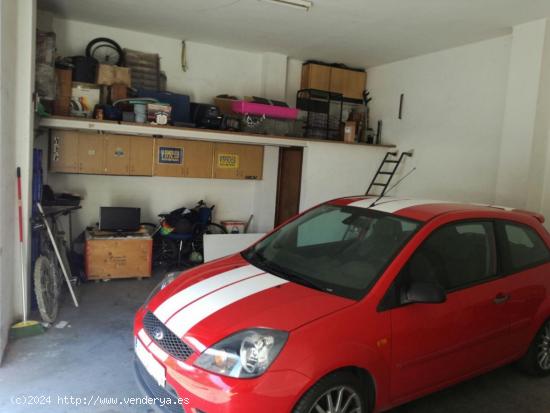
xmin=350 ymin=198 xmax=448 ymax=213
xmin=148 ymin=341 xmax=169 ymax=362
xmin=138 ymin=328 xmax=151 ymax=346
xmin=166 ymin=274 xmax=288 ymax=338
xmin=154 ymin=264 xmax=264 ymax=322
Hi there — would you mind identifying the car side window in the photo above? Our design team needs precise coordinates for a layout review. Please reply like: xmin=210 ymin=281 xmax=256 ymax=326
xmin=379 ymin=221 xmax=496 ymax=310
xmin=497 ymin=222 xmax=550 ymax=273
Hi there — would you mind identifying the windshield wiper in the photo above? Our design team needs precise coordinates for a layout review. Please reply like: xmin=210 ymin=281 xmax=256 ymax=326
xmin=244 ymin=249 xmax=332 ymax=293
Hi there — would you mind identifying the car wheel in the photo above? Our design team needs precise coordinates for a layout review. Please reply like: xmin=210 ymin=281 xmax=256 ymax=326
xmin=519 ymin=319 xmax=550 ymax=376
xmin=293 ymin=371 xmax=368 ymax=413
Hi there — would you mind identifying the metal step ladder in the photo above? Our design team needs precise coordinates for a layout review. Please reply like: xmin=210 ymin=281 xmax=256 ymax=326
xmin=366 ymin=150 xmax=413 ymax=196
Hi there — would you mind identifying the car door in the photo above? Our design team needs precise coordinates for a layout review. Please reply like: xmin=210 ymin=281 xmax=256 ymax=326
xmin=495 ymin=221 xmax=550 ymax=354
xmin=383 ymin=220 xmax=512 ymax=401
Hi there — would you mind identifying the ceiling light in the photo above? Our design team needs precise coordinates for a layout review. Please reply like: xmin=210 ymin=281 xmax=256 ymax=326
xmin=260 ymin=0 xmax=313 ymax=11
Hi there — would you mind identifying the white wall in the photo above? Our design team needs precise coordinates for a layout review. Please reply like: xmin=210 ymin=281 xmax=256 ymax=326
xmin=367 ymin=36 xmax=512 ymax=203
xmin=300 ymin=142 xmax=388 ymax=211
xmin=0 ymin=0 xmax=35 ymax=363
xmin=51 ymin=17 xmax=264 ymax=103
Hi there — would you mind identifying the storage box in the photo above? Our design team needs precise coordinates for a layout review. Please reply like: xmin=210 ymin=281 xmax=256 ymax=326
xmin=110 ymin=83 xmax=128 ymax=102
xmin=221 ymin=220 xmax=247 ymax=234
xmin=344 ymin=121 xmax=357 ymax=143
xmin=96 ymin=64 xmax=131 ymax=87
xmin=71 ymin=82 xmax=100 ymax=117
xmin=85 ymin=229 xmax=152 ymax=279
xmin=214 ymin=97 xmax=238 ymax=116
xmin=137 ymin=90 xmax=191 ymax=124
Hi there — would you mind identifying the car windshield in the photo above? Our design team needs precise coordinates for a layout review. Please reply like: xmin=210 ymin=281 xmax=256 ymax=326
xmin=243 ymin=203 xmax=421 ymax=300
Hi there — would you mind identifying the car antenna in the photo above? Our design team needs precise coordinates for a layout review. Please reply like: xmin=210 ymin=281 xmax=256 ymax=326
xmin=368 ymin=167 xmax=417 ymax=208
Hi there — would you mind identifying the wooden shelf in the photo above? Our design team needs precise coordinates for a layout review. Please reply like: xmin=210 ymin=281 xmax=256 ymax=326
xmin=39 ymin=116 xmax=396 ymax=149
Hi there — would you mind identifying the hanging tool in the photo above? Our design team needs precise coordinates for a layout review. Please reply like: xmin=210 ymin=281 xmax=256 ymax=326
xmin=366 ymin=150 xmax=414 ymax=196
xmin=10 ymin=167 xmax=44 ymax=339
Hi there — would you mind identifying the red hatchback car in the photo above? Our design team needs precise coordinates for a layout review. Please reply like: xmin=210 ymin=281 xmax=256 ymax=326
xmin=134 ymin=197 xmax=550 ymax=413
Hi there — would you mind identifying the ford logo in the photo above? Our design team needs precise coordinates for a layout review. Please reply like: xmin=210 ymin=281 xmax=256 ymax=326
xmin=152 ymin=327 xmax=164 ymax=341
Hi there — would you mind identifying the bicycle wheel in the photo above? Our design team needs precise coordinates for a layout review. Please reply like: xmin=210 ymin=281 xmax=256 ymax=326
xmin=192 ymin=223 xmax=228 ymax=261
xmin=33 ymin=255 xmax=61 ymax=323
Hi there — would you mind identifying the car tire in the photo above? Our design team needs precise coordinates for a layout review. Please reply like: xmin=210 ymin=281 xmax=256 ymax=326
xmin=519 ymin=319 xmax=550 ymax=376
xmin=293 ymin=370 xmax=368 ymax=413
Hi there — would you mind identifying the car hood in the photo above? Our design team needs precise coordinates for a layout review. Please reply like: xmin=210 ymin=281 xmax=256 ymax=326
xmin=147 ymin=255 xmax=355 ymax=349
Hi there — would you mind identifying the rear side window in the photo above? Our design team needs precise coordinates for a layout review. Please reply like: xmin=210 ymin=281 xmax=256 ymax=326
xmin=498 ymin=222 xmax=550 ymax=272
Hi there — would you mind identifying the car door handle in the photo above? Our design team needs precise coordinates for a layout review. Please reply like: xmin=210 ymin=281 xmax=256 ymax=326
xmin=494 ymin=293 xmax=510 ymax=305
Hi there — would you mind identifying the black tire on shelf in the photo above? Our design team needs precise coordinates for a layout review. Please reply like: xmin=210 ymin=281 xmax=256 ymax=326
xmin=518 ymin=319 xmax=550 ymax=376
xmin=293 ymin=371 xmax=368 ymax=413
xmin=33 ymin=255 xmax=60 ymax=323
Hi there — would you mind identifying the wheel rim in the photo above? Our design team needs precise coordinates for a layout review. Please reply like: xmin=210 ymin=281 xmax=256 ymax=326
xmin=308 ymin=386 xmax=362 ymax=413
xmin=537 ymin=322 xmax=550 ymax=371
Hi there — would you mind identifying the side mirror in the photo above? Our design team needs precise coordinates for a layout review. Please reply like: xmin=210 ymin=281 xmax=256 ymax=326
xmin=401 ymin=282 xmax=447 ymax=305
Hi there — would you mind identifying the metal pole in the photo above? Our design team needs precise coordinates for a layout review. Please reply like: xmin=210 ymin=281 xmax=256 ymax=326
xmin=36 ymin=203 xmax=79 ymax=307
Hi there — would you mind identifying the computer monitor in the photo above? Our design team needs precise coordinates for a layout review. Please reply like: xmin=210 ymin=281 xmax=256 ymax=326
xmin=99 ymin=207 xmax=141 ymax=232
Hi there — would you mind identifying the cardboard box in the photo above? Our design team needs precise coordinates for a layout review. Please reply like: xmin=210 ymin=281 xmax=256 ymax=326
xmin=344 ymin=121 xmax=357 ymax=143
xmin=110 ymin=83 xmax=128 ymax=102
xmin=96 ymin=64 xmax=131 ymax=87
xmin=56 ymin=68 xmax=72 ymax=97
xmin=147 ymin=103 xmax=171 ymax=124
xmin=53 ymin=96 xmax=71 ymax=116
xmin=214 ymin=97 xmax=237 ymax=115
xmin=85 ymin=229 xmax=152 ymax=279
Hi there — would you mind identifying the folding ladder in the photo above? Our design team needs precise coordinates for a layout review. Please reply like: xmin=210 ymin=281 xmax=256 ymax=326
xmin=366 ymin=150 xmax=413 ymax=196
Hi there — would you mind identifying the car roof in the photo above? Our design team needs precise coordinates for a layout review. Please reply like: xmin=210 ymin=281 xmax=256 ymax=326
xmin=329 ymin=196 xmax=545 ymax=223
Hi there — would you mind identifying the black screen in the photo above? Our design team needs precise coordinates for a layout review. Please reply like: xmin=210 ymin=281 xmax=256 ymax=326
xmin=99 ymin=207 xmax=141 ymax=231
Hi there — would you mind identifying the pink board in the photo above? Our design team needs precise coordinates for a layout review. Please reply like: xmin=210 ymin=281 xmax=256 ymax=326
xmin=231 ymin=100 xmax=299 ymax=120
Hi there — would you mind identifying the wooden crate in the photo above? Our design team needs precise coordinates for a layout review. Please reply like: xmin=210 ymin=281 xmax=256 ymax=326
xmin=85 ymin=230 xmax=152 ymax=279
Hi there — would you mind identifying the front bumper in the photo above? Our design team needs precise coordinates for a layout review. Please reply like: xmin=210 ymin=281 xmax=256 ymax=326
xmin=133 ymin=330 xmax=310 ymax=413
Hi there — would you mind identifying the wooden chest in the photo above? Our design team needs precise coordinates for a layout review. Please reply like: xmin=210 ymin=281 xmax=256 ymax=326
xmin=85 ymin=229 xmax=152 ymax=279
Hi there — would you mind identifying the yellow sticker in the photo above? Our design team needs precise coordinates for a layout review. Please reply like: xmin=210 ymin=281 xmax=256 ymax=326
xmin=218 ymin=153 xmax=239 ymax=169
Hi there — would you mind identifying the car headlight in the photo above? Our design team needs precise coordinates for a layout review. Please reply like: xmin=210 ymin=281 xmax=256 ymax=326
xmin=194 ymin=328 xmax=288 ymax=378
xmin=146 ymin=271 xmax=180 ymax=303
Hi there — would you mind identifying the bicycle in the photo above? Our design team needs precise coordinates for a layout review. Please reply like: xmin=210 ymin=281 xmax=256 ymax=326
xmin=32 ymin=204 xmax=80 ymax=323
xmin=143 ymin=200 xmax=227 ymax=268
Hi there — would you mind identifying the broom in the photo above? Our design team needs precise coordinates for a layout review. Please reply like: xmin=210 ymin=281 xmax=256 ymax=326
xmin=9 ymin=167 xmax=44 ymax=339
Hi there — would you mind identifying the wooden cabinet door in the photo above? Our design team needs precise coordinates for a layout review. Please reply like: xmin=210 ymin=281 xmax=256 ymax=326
xmin=104 ymin=134 xmax=130 ymax=175
xmin=50 ymin=130 xmax=78 ymax=173
xmin=213 ymin=143 xmax=263 ymax=180
xmin=130 ymin=136 xmax=153 ymax=176
xmin=329 ymin=67 xmax=347 ymax=95
xmin=301 ymin=63 xmax=331 ymax=91
xmin=344 ymin=70 xmax=367 ymax=100
xmin=153 ymin=138 xmax=186 ymax=177
xmin=78 ymin=133 xmax=105 ymax=174
xmin=213 ymin=143 xmax=241 ymax=179
xmin=182 ymin=140 xmax=213 ymax=178
xmin=238 ymin=145 xmax=264 ymax=180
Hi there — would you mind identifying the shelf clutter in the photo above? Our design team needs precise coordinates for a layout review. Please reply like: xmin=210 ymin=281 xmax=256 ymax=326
xmin=36 ymin=32 xmax=385 ymax=146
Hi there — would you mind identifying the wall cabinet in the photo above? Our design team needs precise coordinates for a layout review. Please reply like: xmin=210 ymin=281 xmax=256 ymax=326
xmin=50 ymin=129 xmax=79 ymax=173
xmin=213 ymin=143 xmax=263 ymax=180
xmin=153 ymin=138 xmax=214 ymax=178
xmin=104 ymin=134 xmax=130 ymax=175
xmin=49 ymin=131 xmax=263 ymax=180
xmin=78 ymin=133 xmax=105 ymax=174
xmin=129 ymin=137 xmax=153 ymax=176
xmin=301 ymin=63 xmax=367 ymax=101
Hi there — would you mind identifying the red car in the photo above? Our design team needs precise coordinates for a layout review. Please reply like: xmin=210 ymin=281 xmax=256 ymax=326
xmin=134 ymin=197 xmax=550 ymax=413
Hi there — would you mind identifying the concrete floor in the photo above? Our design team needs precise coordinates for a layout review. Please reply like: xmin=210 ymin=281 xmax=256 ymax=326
xmin=1 ymin=274 xmax=550 ymax=413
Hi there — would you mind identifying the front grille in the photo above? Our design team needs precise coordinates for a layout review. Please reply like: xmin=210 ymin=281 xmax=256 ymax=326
xmin=143 ymin=311 xmax=195 ymax=361
xmin=134 ymin=358 xmax=185 ymax=413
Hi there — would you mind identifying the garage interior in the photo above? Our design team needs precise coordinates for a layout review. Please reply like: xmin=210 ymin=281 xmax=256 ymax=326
xmin=2 ymin=0 xmax=550 ymax=412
